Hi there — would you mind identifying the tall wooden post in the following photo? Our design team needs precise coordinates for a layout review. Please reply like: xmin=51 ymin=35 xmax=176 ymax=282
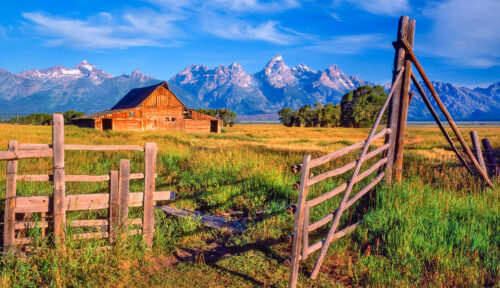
xmin=394 ymin=19 xmax=416 ymax=182
xmin=470 ymin=131 xmax=487 ymax=173
xmin=52 ymin=114 xmax=66 ymax=247
xmin=3 ymin=140 xmax=18 ymax=250
xmin=143 ymin=143 xmax=157 ymax=247
xmin=385 ymin=15 xmax=409 ymax=184
xmin=119 ymin=159 xmax=130 ymax=239
xmin=109 ymin=170 xmax=119 ymax=243
xmin=289 ymin=155 xmax=311 ymax=288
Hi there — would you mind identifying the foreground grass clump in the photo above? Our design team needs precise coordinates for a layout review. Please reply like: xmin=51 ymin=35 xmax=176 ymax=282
xmin=0 ymin=123 xmax=499 ymax=287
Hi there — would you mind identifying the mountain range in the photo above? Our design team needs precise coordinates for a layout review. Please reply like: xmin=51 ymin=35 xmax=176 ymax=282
xmin=0 ymin=57 xmax=498 ymax=121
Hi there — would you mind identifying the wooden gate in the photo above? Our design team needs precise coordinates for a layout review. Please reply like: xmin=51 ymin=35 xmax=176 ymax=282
xmin=1 ymin=114 xmax=175 ymax=251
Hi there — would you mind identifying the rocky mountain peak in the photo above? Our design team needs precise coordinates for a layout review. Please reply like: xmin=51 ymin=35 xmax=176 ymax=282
xmin=263 ymin=54 xmax=295 ymax=88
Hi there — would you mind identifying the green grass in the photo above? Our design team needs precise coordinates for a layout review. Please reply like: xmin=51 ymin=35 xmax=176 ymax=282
xmin=0 ymin=124 xmax=498 ymax=287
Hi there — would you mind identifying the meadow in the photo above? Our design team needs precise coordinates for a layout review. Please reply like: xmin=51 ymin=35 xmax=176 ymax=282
xmin=0 ymin=123 xmax=498 ymax=287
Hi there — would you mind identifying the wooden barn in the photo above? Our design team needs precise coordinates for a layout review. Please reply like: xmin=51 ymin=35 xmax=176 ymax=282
xmin=72 ymin=81 xmax=222 ymax=133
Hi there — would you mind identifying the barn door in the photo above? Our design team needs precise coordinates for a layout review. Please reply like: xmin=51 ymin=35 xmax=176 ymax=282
xmin=210 ymin=120 xmax=218 ymax=133
xmin=102 ymin=119 xmax=112 ymax=130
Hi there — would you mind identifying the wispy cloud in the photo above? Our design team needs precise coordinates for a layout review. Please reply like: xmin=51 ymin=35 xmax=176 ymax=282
xmin=334 ymin=0 xmax=410 ymax=16
xmin=421 ymin=0 xmax=500 ymax=68
xmin=146 ymin=0 xmax=301 ymax=13
xmin=22 ymin=10 xmax=181 ymax=49
xmin=201 ymin=11 xmax=303 ymax=45
xmin=308 ymin=33 xmax=389 ymax=54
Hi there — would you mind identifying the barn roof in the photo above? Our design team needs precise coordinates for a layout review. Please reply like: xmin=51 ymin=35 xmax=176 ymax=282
xmin=111 ymin=81 xmax=183 ymax=110
xmin=73 ymin=109 xmax=128 ymax=120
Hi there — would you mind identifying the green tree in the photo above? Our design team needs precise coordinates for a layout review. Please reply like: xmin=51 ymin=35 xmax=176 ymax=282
xmin=63 ymin=110 xmax=85 ymax=125
xmin=197 ymin=108 xmax=237 ymax=127
xmin=340 ymin=85 xmax=387 ymax=128
xmin=278 ymin=107 xmax=293 ymax=127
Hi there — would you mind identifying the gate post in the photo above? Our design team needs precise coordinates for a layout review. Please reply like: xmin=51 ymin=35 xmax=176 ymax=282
xmin=52 ymin=114 xmax=66 ymax=248
xmin=143 ymin=143 xmax=157 ymax=247
xmin=385 ymin=16 xmax=409 ymax=184
xmin=3 ymin=140 xmax=18 ymax=250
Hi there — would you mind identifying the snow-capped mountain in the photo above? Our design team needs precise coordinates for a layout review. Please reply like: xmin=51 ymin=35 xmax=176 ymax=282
xmin=0 ymin=57 xmax=498 ymax=121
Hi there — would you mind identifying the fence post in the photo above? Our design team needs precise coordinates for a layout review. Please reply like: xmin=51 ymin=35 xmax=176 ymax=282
xmin=143 ymin=143 xmax=157 ymax=247
xmin=52 ymin=114 xmax=66 ymax=248
xmin=119 ymin=159 xmax=130 ymax=239
xmin=289 ymin=154 xmax=311 ymax=288
xmin=3 ymin=140 xmax=18 ymax=250
xmin=109 ymin=170 xmax=119 ymax=243
xmin=385 ymin=15 xmax=409 ymax=185
xmin=301 ymin=205 xmax=309 ymax=260
xmin=394 ymin=19 xmax=415 ymax=182
xmin=482 ymin=138 xmax=499 ymax=177
xmin=470 ymin=131 xmax=487 ymax=173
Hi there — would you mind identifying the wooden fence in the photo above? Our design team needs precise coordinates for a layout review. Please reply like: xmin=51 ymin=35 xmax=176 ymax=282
xmin=2 ymin=114 xmax=175 ymax=251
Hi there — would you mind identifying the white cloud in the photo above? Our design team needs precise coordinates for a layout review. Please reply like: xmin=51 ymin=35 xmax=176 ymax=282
xmin=309 ymin=34 xmax=389 ymax=54
xmin=339 ymin=0 xmax=410 ymax=16
xmin=421 ymin=0 xmax=500 ymax=68
xmin=204 ymin=16 xmax=298 ymax=45
xmin=22 ymin=10 xmax=181 ymax=49
xmin=146 ymin=0 xmax=300 ymax=13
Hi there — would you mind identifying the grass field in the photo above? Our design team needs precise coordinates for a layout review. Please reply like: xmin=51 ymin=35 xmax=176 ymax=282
xmin=0 ymin=123 xmax=499 ymax=287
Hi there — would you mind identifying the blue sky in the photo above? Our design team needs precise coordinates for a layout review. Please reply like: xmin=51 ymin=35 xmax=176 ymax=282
xmin=0 ymin=0 xmax=498 ymax=87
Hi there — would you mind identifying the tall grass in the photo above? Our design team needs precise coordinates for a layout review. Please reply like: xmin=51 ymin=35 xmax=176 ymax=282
xmin=0 ymin=124 xmax=498 ymax=287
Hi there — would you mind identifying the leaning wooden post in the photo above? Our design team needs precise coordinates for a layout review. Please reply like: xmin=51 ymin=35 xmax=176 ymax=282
xmin=384 ymin=15 xmax=409 ymax=185
xmin=119 ymin=159 xmax=130 ymax=239
xmin=3 ymin=140 xmax=18 ymax=250
xmin=470 ymin=131 xmax=487 ymax=173
xmin=289 ymin=154 xmax=311 ymax=288
xmin=482 ymin=138 xmax=499 ymax=177
xmin=394 ymin=19 xmax=415 ymax=183
xmin=52 ymin=114 xmax=66 ymax=247
xmin=143 ymin=143 xmax=157 ymax=247
xmin=109 ymin=170 xmax=119 ymax=243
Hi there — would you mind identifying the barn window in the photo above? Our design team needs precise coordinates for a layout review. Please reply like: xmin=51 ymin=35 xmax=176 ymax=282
xmin=165 ymin=117 xmax=170 ymax=122
xmin=172 ymin=118 xmax=177 ymax=122
xmin=129 ymin=111 xmax=135 ymax=118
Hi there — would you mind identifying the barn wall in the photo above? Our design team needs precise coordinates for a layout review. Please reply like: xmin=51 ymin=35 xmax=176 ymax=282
xmin=111 ymin=118 xmax=142 ymax=131
xmin=185 ymin=120 xmax=211 ymax=133
xmin=141 ymin=86 xmax=184 ymax=109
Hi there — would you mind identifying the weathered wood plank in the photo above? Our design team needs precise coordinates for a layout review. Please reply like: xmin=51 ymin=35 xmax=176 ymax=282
xmin=143 ymin=143 xmax=157 ymax=247
xmin=307 ymin=221 xmax=361 ymax=256
xmin=301 ymin=205 xmax=309 ymax=260
xmin=308 ymin=128 xmax=390 ymax=168
xmin=109 ymin=170 xmax=119 ymax=242
xmin=394 ymin=19 xmax=415 ymax=183
xmin=52 ymin=113 xmax=66 ymax=247
xmin=289 ymin=155 xmax=311 ymax=288
xmin=308 ymin=143 xmax=390 ymax=186
xmin=15 ymin=191 xmax=175 ymax=213
xmin=15 ymin=173 xmax=154 ymax=182
xmin=159 ymin=206 xmax=244 ymax=233
xmin=482 ymin=138 xmax=499 ymax=177
xmin=470 ymin=131 xmax=487 ymax=173
xmin=4 ymin=140 xmax=18 ymax=249
xmin=0 ymin=149 xmax=53 ymax=161
xmin=64 ymin=144 xmax=144 ymax=152
xmin=17 ymin=143 xmax=50 ymax=150
xmin=385 ymin=16 xmax=409 ymax=185
xmin=119 ymin=159 xmax=130 ymax=233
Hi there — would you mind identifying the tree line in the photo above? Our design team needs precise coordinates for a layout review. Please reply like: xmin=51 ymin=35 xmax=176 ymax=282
xmin=278 ymin=85 xmax=387 ymax=128
xmin=197 ymin=108 xmax=237 ymax=127
xmin=1 ymin=111 xmax=84 ymax=125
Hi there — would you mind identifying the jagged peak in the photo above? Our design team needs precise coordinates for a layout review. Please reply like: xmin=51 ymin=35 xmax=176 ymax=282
xmin=76 ymin=60 xmax=97 ymax=71
xmin=229 ymin=62 xmax=243 ymax=70
xmin=293 ymin=63 xmax=315 ymax=73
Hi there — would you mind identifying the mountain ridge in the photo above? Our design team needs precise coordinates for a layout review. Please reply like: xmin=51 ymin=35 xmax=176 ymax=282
xmin=0 ymin=58 xmax=498 ymax=121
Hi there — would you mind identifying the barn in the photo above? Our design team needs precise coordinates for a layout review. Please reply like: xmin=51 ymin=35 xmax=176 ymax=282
xmin=72 ymin=81 xmax=222 ymax=133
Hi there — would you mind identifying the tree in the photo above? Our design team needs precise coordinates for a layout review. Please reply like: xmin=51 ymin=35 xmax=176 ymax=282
xmin=340 ymin=85 xmax=387 ymax=128
xmin=63 ymin=110 xmax=85 ymax=125
xmin=197 ymin=108 xmax=237 ymax=127
xmin=278 ymin=107 xmax=293 ymax=127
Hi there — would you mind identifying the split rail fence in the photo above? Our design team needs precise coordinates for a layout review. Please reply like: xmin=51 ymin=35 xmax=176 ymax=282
xmin=287 ymin=15 xmax=496 ymax=288
xmin=2 ymin=114 xmax=175 ymax=251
